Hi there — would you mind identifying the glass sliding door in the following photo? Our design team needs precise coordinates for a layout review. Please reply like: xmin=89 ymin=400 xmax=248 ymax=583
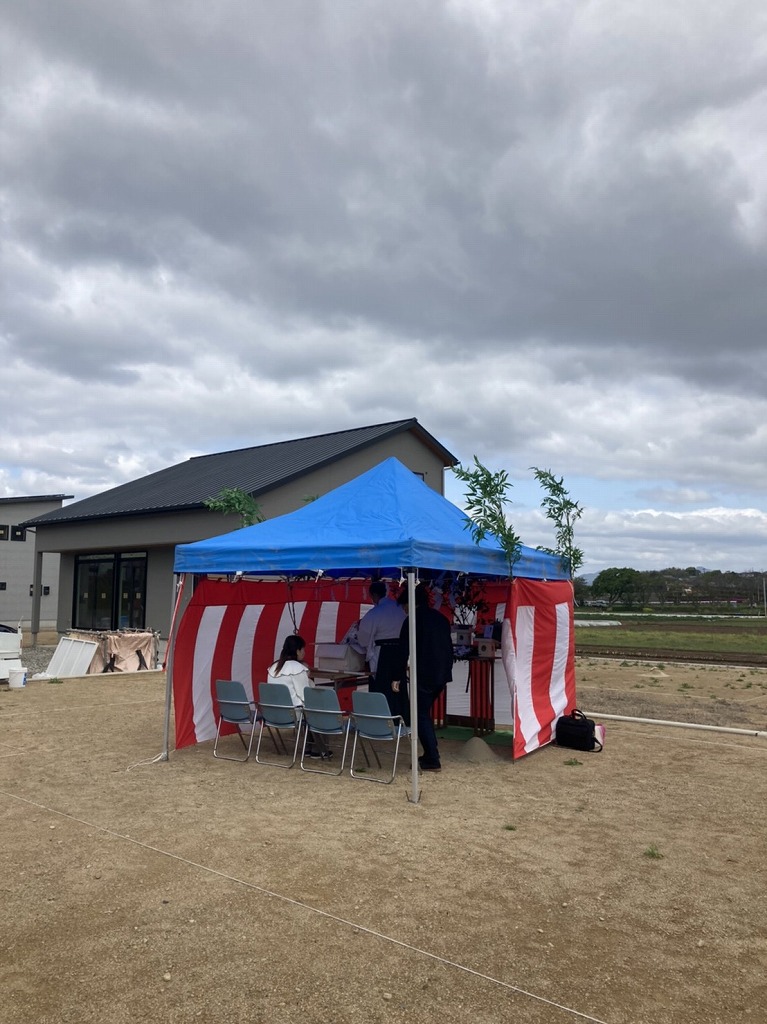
xmin=74 ymin=552 xmax=147 ymax=631
xmin=75 ymin=555 xmax=115 ymax=630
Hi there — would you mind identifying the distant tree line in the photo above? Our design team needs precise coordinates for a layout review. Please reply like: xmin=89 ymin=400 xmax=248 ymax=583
xmin=576 ymin=567 xmax=767 ymax=611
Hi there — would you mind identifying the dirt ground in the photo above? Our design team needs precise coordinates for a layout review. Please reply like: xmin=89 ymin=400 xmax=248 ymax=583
xmin=1 ymin=657 xmax=765 ymax=1024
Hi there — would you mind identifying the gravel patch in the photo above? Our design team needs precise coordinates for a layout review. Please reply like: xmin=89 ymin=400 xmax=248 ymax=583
xmin=19 ymin=645 xmax=58 ymax=678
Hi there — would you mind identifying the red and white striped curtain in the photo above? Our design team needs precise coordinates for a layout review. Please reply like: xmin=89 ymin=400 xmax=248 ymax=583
xmin=501 ymin=578 xmax=576 ymax=759
xmin=171 ymin=575 xmax=576 ymax=757
xmin=172 ymin=578 xmax=377 ymax=749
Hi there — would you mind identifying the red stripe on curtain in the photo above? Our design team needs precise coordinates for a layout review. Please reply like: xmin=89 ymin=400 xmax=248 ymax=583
xmin=172 ymin=600 xmax=206 ymax=749
xmin=251 ymin=602 xmax=289 ymax=699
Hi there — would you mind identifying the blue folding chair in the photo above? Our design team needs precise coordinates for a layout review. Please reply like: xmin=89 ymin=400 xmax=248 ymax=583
xmin=300 ymin=686 xmax=350 ymax=775
xmin=349 ymin=690 xmax=404 ymax=784
xmin=213 ymin=680 xmax=258 ymax=762
xmin=255 ymin=682 xmax=303 ymax=768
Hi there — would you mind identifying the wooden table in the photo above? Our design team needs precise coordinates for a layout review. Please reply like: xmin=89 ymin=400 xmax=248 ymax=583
xmin=311 ymin=670 xmax=369 ymax=712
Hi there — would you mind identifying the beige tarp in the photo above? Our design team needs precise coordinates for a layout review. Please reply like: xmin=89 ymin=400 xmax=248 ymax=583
xmin=67 ymin=630 xmax=158 ymax=673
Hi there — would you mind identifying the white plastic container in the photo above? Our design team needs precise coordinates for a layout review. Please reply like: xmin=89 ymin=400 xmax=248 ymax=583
xmin=8 ymin=667 xmax=27 ymax=689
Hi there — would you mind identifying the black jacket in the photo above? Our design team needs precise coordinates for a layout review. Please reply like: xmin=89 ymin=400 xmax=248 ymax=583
xmin=399 ymin=606 xmax=453 ymax=692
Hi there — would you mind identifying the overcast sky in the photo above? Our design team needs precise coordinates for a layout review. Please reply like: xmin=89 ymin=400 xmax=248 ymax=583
xmin=1 ymin=1 xmax=765 ymax=575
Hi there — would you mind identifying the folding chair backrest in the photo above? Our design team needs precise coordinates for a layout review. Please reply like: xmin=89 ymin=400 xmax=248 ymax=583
xmin=351 ymin=689 xmax=398 ymax=741
xmin=216 ymin=679 xmax=253 ymax=725
xmin=302 ymin=686 xmax=345 ymax=735
xmin=258 ymin=681 xmax=299 ymax=728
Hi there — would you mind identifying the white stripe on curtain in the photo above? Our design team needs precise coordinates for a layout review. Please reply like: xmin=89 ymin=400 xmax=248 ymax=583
xmin=192 ymin=605 xmax=227 ymax=744
xmin=315 ymin=602 xmax=340 ymax=644
xmin=513 ymin=605 xmax=544 ymax=754
xmin=548 ymin=601 xmax=571 ymax=721
xmin=231 ymin=604 xmax=264 ymax=702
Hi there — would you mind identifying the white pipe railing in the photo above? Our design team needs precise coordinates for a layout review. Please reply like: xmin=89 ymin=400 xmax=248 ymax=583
xmin=584 ymin=711 xmax=767 ymax=739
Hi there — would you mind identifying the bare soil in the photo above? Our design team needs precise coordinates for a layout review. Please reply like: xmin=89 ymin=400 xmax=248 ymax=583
xmin=1 ymin=656 xmax=765 ymax=1024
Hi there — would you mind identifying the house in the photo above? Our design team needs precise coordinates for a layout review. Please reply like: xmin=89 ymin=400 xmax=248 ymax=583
xmin=22 ymin=419 xmax=457 ymax=643
xmin=0 ymin=495 xmax=72 ymax=632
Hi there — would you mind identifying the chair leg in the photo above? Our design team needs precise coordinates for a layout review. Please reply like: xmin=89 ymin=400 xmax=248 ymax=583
xmin=267 ymin=725 xmax=288 ymax=754
xmin=289 ymin=720 xmax=303 ymax=766
xmin=349 ymin=733 xmax=374 ymax=767
xmin=349 ymin=731 xmax=400 ymax=784
xmin=300 ymin=725 xmax=349 ymax=776
xmin=214 ymin=718 xmax=257 ymax=762
xmin=255 ymin=720 xmax=301 ymax=768
xmin=244 ymin=720 xmax=258 ymax=760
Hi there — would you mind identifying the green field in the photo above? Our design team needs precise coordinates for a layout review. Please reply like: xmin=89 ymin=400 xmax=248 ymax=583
xmin=575 ymin=615 xmax=766 ymax=656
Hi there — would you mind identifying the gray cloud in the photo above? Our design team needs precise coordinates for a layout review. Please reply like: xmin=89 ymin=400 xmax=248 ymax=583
xmin=1 ymin=1 xmax=765 ymax=571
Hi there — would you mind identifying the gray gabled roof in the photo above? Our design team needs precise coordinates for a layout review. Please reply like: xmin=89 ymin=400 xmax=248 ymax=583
xmin=22 ymin=419 xmax=456 ymax=528
xmin=0 ymin=495 xmax=72 ymax=505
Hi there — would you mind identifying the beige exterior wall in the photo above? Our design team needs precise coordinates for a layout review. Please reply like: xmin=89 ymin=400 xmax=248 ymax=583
xmin=253 ymin=435 xmax=448 ymax=519
xmin=31 ymin=509 xmax=231 ymax=555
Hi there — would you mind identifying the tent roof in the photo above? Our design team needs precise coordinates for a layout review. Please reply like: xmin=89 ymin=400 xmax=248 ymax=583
xmin=173 ymin=457 xmax=567 ymax=581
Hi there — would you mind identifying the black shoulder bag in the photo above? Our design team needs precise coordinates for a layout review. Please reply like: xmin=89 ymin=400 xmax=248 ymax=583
xmin=555 ymin=708 xmax=603 ymax=752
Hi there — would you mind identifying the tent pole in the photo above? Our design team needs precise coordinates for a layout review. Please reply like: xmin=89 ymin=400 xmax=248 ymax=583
xmin=407 ymin=571 xmax=420 ymax=804
xmin=161 ymin=573 xmax=186 ymax=761
xmin=508 ymin=577 xmax=516 ymax=761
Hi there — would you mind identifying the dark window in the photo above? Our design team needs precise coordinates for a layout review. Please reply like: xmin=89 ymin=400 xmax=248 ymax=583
xmin=0 ymin=582 xmax=6 ymax=591
xmin=118 ymin=553 xmax=146 ymax=629
xmin=74 ymin=552 xmax=147 ymax=631
xmin=0 ymin=525 xmax=8 ymax=541
xmin=11 ymin=525 xmax=26 ymax=541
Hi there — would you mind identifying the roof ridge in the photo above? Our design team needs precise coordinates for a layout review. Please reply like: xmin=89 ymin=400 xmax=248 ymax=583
xmin=188 ymin=419 xmax=416 ymax=462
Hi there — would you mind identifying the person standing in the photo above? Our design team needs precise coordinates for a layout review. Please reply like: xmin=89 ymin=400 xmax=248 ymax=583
xmin=395 ymin=583 xmax=453 ymax=772
xmin=353 ymin=580 xmax=406 ymax=716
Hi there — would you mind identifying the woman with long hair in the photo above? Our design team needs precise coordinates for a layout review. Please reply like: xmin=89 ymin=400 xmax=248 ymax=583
xmin=267 ymin=634 xmax=312 ymax=706
xmin=267 ymin=634 xmax=330 ymax=759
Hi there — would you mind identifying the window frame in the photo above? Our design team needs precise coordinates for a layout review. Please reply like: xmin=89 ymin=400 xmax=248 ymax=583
xmin=73 ymin=551 xmax=148 ymax=631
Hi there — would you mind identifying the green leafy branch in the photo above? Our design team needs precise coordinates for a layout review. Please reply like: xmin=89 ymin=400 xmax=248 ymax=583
xmin=530 ymin=467 xmax=584 ymax=577
xmin=203 ymin=487 xmax=265 ymax=528
xmin=452 ymin=457 xmax=522 ymax=576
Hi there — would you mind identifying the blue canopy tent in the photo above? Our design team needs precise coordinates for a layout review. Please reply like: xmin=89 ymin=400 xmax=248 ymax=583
xmin=174 ymin=457 xmax=567 ymax=581
xmin=168 ymin=458 xmax=568 ymax=800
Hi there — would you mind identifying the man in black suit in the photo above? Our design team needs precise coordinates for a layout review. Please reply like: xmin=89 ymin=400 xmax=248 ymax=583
xmin=395 ymin=583 xmax=453 ymax=772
